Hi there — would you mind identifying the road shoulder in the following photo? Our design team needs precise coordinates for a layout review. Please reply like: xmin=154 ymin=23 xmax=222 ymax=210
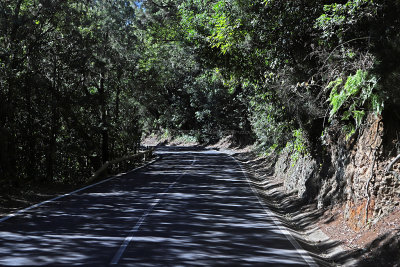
xmin=224 ymin=149 xmax=359 ymax=266
xmin=0 ymin=154 xmax=159 ymax=220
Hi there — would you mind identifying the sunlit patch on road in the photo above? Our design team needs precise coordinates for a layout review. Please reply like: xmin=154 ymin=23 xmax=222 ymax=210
xmin=0 ymin=147 xmax=314 ymax=266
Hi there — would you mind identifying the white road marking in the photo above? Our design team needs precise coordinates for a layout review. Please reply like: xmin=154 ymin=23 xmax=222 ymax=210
xmin=0 ymin=157 xmax=160 ymax=224
xmin=230 ymin=155 xmax=318 ymax=267
xmin=110 ymin=157 xmax=197 ymax=265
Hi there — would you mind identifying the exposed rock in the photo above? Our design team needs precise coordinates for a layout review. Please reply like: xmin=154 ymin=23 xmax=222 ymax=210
xmin=274 ymin=146 xmax=318 ymax=199
xmin=274 ymin=113 xmax=400 ymax=229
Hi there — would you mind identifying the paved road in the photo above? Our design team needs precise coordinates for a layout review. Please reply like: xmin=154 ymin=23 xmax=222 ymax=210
xmin=0 ymin=146 xmax=316 ymax=266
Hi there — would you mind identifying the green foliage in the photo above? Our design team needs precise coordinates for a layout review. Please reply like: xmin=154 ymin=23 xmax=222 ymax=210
xmin=316 ymin=0 xmax=377 ymax=40
xmin=208 ymin=1 xmax=246 ymax=54
xmin=1 ymin=0 xmax=398 ymax=187
xmin=250 ymin=90 xmax=292 ymax=151
xmin=173 ymin=134 xmax=197 ymax=144
xmin=327 ymin=78 xmax=345 ymax=116
xmin=162 ymin=129 xmax=170 ymax=139
xmin=328 ymin=70 xmax=383 ymax=138
xmin=343 ymin=123 xmax=356 ymax=140
xmin=0 ymin=0 xmax=142 ymax=184
xmin=288 ymin=129 xmax=309 ymax=164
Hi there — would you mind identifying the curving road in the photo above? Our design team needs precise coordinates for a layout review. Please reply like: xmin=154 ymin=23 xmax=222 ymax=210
xmin=0 ymin=146 xmax=317 ymax=266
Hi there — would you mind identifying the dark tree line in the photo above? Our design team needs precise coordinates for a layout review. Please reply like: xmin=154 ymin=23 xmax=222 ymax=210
xmin=1 ymin=0 xmax=400 ymax=186
xmin=0 ymin=1 xmax=142 ymax=185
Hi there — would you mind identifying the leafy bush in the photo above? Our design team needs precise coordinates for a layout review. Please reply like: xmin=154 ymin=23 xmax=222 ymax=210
xmin=315 ymin=0 xmax=377 ymax=40
xmin=328 ymin=69 xmax=383 ymax=138
xmin=250 ymin=88 xmax=293 ymax=152
xmin=173 ymin=134 xmax=198 ymax=144
xmin=287 ymin=129 xmax=309 ymax=164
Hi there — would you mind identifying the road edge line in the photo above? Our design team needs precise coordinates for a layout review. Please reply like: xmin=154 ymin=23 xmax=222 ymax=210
xmin=229 ymin=155 xmax=318 ymax=267
xmin=0 ymin=156 xmax=161 ymax=224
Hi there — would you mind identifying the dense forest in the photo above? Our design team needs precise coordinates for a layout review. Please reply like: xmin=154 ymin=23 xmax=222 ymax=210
xmin=1 ymin=0 xmax=400 ymax=187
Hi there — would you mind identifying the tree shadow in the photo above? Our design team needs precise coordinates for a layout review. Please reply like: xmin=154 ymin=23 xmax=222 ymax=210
xmin=234 ymin=150 xmax=400 ymax=266
xmin=0 ymin=148 xmax=313 ymax=266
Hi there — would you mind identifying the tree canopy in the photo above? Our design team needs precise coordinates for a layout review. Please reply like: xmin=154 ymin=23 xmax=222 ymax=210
xmin=1 ymin=0 xmax=399 ymax=185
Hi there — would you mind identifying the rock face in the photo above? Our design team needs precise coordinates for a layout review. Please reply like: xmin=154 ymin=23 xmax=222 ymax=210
xmin=274 ymin=113 xmax=400 ymax=229
xmin=274 ymin=147 xmax=318 ymax=200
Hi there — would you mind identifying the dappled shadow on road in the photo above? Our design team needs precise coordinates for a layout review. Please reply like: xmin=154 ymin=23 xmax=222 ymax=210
xmin=231 ymin=151 xmax=348 ymax=266
xmin=234 ymin=151 xmax=400 ymax=266
xmin=0 ymin=154 xmax=195 ymax=266
xmin=120 ymin=153 xmax=309 ymax=266
xmin=0 ymin=147 xmax=310 ymax=266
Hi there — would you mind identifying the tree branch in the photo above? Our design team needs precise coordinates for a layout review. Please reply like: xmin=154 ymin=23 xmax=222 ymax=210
xmin=385 ymin=153 xmax=400 ymax=174
xmin=146 ymin=0 xmax=174 ymax=9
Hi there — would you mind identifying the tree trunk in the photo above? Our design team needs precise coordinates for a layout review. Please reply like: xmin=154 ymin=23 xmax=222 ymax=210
xmin=47 ymin=51 xmax=59 ymax=182
xmin=25 ymin=76 xmax=35 ymax=182
xmin=2 ymin=0 xmax=24 ymax=183
xmin=99 ymin=70 xmax=109 ymax=164
xmin=112 ymin=71 xmax=122 ymax=158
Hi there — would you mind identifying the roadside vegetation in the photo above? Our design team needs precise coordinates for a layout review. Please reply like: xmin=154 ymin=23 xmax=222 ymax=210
xmin=2 ymin=1 xmax=400 ymax=264
xmin=1 ymin=1 xmax=399 ymax=190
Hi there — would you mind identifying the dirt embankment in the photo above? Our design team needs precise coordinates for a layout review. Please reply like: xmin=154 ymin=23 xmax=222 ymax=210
xmin=229 ymin=114 xmax=400 ymax=266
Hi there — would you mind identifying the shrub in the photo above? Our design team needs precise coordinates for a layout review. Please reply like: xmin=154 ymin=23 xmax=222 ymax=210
xmin=328 ymin=69 xmax=383 ymax=139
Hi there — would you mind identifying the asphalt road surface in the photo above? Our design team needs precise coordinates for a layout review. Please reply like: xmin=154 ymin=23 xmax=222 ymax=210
xmin=0 ymin=146 xmax=317 ymax=266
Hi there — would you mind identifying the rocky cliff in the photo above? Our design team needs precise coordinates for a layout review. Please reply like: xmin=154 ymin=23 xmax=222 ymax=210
xmin=274 ymin=113 xmax=400 ymax=230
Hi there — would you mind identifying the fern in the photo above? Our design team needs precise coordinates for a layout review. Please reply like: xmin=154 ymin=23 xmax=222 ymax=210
xmin=289 ymin=129 xmax=308 ymax=165
xmin=327 ymin=69 xmax=382 ymax=138
xmin=328 ymin=77 xmax=344 ymax=116
xmin=353 ymin=110 xmax=365 ymax=128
